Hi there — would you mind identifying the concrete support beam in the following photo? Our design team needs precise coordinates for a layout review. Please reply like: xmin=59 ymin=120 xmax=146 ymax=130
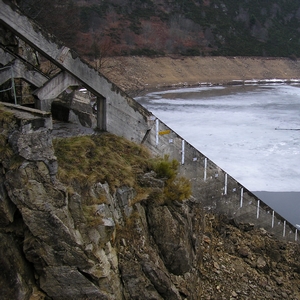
xmin=0 ymin=65 xmax=12 ymax=86
xmin=34 ymin=71 xmax=80 ymax=111
xmin=0 ymin=58 xmax=48 ymax=87
xmin=0 ymin=1 xmax=113 ymax=99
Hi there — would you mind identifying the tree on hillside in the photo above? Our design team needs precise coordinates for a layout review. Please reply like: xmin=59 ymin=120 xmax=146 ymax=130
xmin=17 ymin=0 xmax=81 ymax=50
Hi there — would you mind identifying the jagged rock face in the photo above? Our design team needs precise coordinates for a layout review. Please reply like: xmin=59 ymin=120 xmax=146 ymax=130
xmin=146 ymin=203 xmax=196 ymax=275
xmin=0 ymin=232 xmax=34 ymax=300
xmin=2 ymin=113 xmax=300 ymax=299
xmin=0 ymin=112 xmax=202 ymax=299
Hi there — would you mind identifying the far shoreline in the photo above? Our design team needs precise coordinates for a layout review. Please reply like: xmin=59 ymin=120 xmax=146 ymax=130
xmin=102 ymin=56 xmax=300 ymax=95
xmin=133 ymin=77 xmax=300 ymax=97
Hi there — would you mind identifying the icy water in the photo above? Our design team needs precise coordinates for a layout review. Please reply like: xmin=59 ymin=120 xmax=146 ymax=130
xmin=136 ymin=84 xmax=300 ymax=225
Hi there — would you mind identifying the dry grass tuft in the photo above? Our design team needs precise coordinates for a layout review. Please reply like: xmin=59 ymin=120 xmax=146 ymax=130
xmin=53 ymin=133 xmax=152 ymax=191
xmin=54 ymin=134 xmax=192 ymax=204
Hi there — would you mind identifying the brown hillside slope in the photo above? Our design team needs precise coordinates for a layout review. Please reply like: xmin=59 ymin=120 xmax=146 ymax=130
xmin=101 ymin=56 xmax=300 ymax=95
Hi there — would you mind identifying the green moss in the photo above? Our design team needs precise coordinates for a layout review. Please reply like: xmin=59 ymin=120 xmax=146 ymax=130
xmin=0 ymin=105 xmax=15 ymax=130
xmin=0 ymin=106 xmax=23 ymax=167
xmin=0 ymin=134 xmax=13 ymax=161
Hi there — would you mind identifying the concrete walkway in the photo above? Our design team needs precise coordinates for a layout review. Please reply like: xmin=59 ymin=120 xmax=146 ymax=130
xmin=52 ymin=120 xmax=96 ymax=138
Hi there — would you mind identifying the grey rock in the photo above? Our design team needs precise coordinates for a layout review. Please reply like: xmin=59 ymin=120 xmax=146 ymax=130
xmin=39 ymin=266 xmax=109 ymax=300
xmin=0 ymin=233 xmax=34 ymax=300
xmin=146 ymin=204 xmax=193 ymax=275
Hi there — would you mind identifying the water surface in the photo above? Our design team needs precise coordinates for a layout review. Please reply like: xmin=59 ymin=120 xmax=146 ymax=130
xmin=136 ymin=84 xmax=300 ymax=224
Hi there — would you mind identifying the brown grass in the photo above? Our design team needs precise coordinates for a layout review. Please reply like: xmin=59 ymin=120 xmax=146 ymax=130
xmin=53 ymin=133 xmax=152 ymax=191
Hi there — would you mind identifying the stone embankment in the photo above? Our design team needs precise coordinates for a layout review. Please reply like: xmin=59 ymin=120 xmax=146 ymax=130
xmin=101 ymin=56 xmax=300 ymax=94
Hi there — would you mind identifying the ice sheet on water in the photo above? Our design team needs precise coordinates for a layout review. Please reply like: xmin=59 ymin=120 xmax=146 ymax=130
xmin=136 ymin=84 xmax=300 ymax=193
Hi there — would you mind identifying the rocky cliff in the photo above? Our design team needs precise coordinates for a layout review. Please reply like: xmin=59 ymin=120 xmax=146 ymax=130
xmin=1 ymin=104 xmax=300 ymax=300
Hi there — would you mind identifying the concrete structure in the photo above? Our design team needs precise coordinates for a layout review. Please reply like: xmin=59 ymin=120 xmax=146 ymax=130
xmin=0 ymin=0 xmax=298 ymax=243
xmin=0 ymin=59 xmax=48 ymax=87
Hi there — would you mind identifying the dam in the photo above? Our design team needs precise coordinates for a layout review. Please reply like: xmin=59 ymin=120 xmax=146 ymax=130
xmin=0 ymin=0 xmax=298 ymax=244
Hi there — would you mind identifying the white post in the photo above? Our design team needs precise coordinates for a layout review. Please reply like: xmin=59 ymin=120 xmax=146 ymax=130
xmin=283 ymin=220 xmax=286 ymax=237
xmin=296 ymin=229 xmax=298 ymax=242
xmin=240 ymin=188 xmax=244 ymax=208
xmin=224 ymin=173 xmax=228 ymax=195
xmin=204 ymin=158 xmax=207 ymax=181
xmin=181 ymin=140 xmax=185 ymax=165
xmin=272 ymin=211 xmax=275 ymax=228
xmin=257 ymin=200 xmax=260 ymax=219
xmin=155 ymin=119 xmax=159 ymax=146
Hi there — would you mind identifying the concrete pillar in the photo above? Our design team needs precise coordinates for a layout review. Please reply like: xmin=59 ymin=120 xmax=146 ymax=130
xmin=97 ymin=95 xmax=106 ymax=131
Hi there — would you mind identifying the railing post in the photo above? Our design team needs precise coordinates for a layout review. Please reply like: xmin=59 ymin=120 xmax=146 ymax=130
xmin=204 ymin=158 xmax=207 ymax=181
xmin=181 ymin=140 xmax=185 ymax=165
xmin=257 ymin=200 xmax=260 ymax=219
xmin=224 ymin=173 xmax=228 ymax=195
xmin=11 ymin=68 xmax=17 ymax=105
xmin=155 ymin=119 xmax=159 ymax=146
xmin=272 ymin=211 xmax=275 ymax=228
xmin=240 ymin=188 xmax=244 ymax=208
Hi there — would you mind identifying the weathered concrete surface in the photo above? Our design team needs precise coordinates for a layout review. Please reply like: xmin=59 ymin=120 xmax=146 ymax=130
xmin=34 ymin=71 xmax=79 ymax=111
xmin=0 ymin=59 xmax=48 ymax=87
xmin=2 ymin=102 xmax=52 ymax=128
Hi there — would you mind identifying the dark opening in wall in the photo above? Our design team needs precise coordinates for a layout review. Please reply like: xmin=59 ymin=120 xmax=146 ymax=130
xmin=51 ymin=103 xmax=69 ymax=122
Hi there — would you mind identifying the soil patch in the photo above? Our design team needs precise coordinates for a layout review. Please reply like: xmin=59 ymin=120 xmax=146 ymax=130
xmin=101 ymin=56 xmax=300 ymax=95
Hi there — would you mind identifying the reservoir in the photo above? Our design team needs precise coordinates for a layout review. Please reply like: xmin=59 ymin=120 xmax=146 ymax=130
xmin=136 ymin=84 xmax=300 ymax=225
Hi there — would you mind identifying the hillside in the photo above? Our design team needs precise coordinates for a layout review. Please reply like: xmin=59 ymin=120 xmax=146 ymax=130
xmin=99 ymin=55 xmax=300 ymax=94
xmin=17 ymin=0 xmax=300 ymax=58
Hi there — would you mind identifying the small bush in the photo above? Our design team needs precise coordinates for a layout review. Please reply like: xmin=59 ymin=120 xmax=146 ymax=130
xmin=151 ymin=155 xmax=191 ymax=203
xmin=152 ymin=155 xmax=179 ymax=180
xmin=0 ymin=105 xmax=15 ymax=131
xmin=164 ymin=177 xmax=191 ymax=204
xmin=181 ymin=48 xmax=201 ymax=56
xmin=53 ymin=134 xmax=191 ymax=204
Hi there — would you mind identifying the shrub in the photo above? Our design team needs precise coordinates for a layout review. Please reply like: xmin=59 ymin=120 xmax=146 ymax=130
xmin=152 ymin=155 xmax=191 ymax=203
xmin=164 ymin=177 xmax=191 ymax=204
xmin=152 ymin=155 xmax=178 ymax=180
